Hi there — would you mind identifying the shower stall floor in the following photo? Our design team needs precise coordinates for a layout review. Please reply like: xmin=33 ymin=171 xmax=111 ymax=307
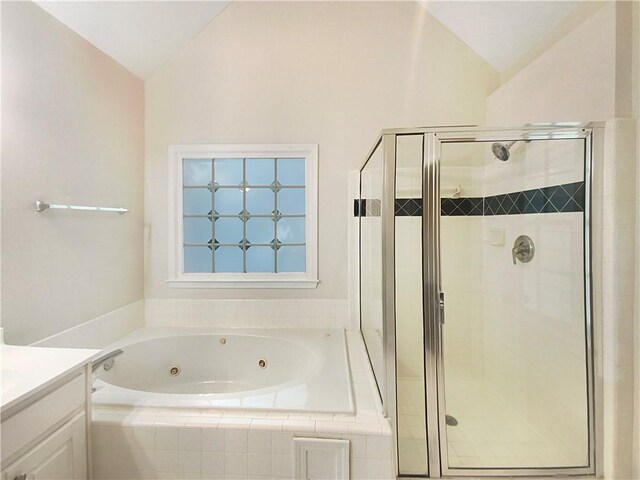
xmin=397 ymin=378 xmax=585 ymax=472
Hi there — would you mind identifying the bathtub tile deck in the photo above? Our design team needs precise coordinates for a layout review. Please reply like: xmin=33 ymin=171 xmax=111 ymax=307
xmin=92 ymin=332 xmax=391 ymax=437
xmin=92 ymin=331 xmax=395 ymax=480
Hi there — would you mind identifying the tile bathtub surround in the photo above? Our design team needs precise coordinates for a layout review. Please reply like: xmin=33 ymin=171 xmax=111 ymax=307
xmin=91 ymin=332 xmax=394 ymax=480
xmin=30 ymin=300 xmax=145 ymax=349
xmin=145 ymin=299 xmax=350 ymax=330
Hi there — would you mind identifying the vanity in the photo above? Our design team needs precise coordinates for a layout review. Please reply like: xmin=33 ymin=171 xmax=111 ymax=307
xmin=1 ymin=342 xmax=98 ymax=480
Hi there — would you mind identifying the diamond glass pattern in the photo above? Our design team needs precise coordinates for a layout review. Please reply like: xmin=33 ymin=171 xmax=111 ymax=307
xmin=246 ymin=158 xmax=274 ymax=185
xmin=183 ymin=156 xmax=307 ymax=275
xmin=277 ymin=188 xmax=305 ymax=215
xmin=183 ymin=159 xmax=211 ymax=186
xmin=183 ymin=188 xmax=211 ymax=215
xmin=214 ymin=188 xmax=242 ymax=215
xmin=246 ymin=188 xmax=274 ymax=215
xmin=246 ymin=246 xmax=274 ymax=272
xmin=277 ymin=217 xmax=305 ymax=243
xmin=214 ymin=246 xmax=243 ymax=273
xmin=246 ymin=217 xmax=275 ymax=244
xmin=184 ymin=246 xmax=212 ymax=273
xmin=214 ymin=158 xmax=243 ymax=185
xmin=183 ymin=217 xmax=212 ymax=244
xmin=277 ymin=245 xmax=305 ymax=272
xmin=214 ymin=217 xmax=243 ymax=244
xmin=277 ymin=158 xmax=305 ymax=185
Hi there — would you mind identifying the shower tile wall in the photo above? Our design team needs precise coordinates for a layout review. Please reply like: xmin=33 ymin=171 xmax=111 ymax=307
xmin=478 ymin=141 xmax=587 ymax=464
xmin=441 ymin=139 xmax=588 ymax=469
xmin=478 ymin=213 xmax=587 ymax=462
xmin=440 ymin=215 xmax=484 ymax=381
xmin=440 ymin=163 xmax=486 ymax=383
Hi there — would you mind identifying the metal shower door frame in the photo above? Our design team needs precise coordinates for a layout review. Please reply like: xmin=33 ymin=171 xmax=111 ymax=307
xmin=419 ymin=125 xmax=596 ymax=478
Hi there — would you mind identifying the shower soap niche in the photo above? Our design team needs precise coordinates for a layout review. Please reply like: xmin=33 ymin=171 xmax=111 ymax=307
xmin=485 ymin=228 xmax=505 ymax=246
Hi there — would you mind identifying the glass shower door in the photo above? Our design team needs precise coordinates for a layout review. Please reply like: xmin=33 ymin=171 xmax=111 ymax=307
xmin=395 ymin=134 xmax=428 ymax=476
xmin=433 ymin=130 xmax=594 ymax=475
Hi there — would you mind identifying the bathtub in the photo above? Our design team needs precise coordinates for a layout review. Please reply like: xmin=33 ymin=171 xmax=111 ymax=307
xmin=91 ymin=327 xmax=354 ymax=414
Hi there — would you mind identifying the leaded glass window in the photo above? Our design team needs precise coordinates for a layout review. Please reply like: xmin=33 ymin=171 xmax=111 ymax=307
xmin=182 ymin=157 xmax=306 ymax=273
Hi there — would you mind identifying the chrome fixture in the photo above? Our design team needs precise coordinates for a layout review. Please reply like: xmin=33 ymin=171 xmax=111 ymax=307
xmin=491 ymin=140 xmax=518 ymax=161
xmin=491 ymin=139 xmax=531 ymax=161
xmin=169 ymin=366 xmax=181 ymax=376
xmin=512 ymin=235 xmax=535 ymax=265
xmin=92 ymin=349 xmax=124 ymax=372
xmin=35 ymin=200 xmax=129 ymax=214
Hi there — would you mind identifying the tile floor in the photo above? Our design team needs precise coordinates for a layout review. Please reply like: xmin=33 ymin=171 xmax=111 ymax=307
xmin=397 ymin=378 xmax=427 ymax=475
xmin=397 ymin=377 xmax=587 ymax=474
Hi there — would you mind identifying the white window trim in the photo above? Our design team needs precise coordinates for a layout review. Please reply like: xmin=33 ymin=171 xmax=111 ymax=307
xmin=167 ymin=144 xmax=319 ymax=288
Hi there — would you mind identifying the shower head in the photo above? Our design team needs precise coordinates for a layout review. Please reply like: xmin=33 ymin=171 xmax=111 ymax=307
xmin=491 ymin=140 xmax=517 ymax=161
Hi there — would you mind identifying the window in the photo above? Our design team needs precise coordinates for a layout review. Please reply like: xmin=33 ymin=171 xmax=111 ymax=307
xmin=168 ymin=144 xmax=318 ymax=288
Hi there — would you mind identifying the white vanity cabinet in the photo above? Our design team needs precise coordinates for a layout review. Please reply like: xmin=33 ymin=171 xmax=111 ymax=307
xmin=1 ymin=345 xmax=97 ymax=480
xmin=2 ymin=412 xmax=86 ymax=480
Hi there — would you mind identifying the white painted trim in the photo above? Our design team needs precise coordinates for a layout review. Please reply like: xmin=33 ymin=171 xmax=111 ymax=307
xmin=167 ymin=144 xmax=319 ymax=288
xmin=166 ymin=279 xmax=319 ymax=289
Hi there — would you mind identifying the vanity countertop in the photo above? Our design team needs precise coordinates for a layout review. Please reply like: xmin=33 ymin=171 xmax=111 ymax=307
xmin=1 ymin=344 xmax=99 ymax=414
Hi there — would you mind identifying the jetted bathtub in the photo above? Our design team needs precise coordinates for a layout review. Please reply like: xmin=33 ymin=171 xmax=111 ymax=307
xmin=92 ymin=327 xmax=354 ymax=414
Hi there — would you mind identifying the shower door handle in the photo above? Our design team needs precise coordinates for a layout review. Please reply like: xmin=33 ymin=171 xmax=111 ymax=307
xmin=438 ymin=292 xmax=445 ymax=324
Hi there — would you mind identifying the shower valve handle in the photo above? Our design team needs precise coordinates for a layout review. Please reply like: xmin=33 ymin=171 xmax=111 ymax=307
xmin=512 ymin=235 xmax=535 ymax=265
xmin=512 ymin=245 xmax=525 ymax=265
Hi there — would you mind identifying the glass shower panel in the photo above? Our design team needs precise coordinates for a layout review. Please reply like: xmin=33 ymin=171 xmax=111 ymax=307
xmin=439 ymin=138 xmax=589 ymax=470
xmin=360 ymin=141 xmax=385 ymax=398
xmin=395 ymin=135 xmax=428 ymax=475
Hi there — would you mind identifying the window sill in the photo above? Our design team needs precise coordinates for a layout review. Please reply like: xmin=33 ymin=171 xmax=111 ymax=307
xmin=167 ymin=278 xmax=320 ymax=289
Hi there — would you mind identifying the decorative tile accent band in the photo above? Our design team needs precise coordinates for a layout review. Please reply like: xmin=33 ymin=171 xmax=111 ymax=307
xmin=354 ymin=198 xmax=382 ymax=217
xmin=355 ymin=181 xmax=585 ymax=217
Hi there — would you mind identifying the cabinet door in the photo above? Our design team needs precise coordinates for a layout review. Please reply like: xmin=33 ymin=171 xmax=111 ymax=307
xmin=2 ymin=413 xmax=87 ymax=480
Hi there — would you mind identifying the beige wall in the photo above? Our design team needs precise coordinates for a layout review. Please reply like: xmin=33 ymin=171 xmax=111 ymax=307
xmin=1 ymin=1 xmax=145 ymax=345
xmin=486 ymin=3 xmax=616 ymax=125
xmin=144 ymin=1 xmax=498 ymax=300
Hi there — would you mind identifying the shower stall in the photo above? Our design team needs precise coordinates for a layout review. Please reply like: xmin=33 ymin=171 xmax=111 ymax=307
xmin=358 ymin=125 xmax=595 ymax=477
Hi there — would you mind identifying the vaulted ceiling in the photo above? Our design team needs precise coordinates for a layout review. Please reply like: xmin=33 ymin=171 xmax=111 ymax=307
xmin=36 ymin=0 xmax=587 ymax=80
xmin=35 ymin=1 xmax=229 ymax=79
xmin=420 ymin=1 xmax=585 ymax=71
